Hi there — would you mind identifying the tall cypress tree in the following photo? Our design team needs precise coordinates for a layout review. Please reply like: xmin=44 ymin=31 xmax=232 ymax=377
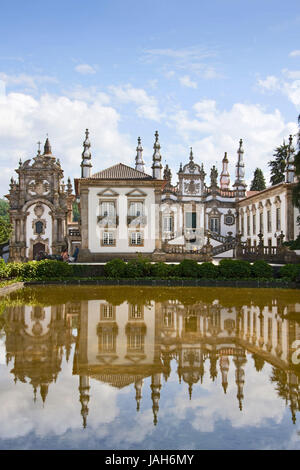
xmin=268 ymin=141 xmax=288 ymax=186
xmin=250 ymin=168 xmax=266 ymax=191
xmin=292 ymin=114 xmax=300 ymax=211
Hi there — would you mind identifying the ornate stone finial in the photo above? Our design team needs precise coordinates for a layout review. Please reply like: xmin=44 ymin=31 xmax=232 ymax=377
xmin=152 ymin=130 xmax=162 ymax=179
xmin=81 ymin=128 xmax=92 ymax=178
xmin=43 ymin=137 xmax=52 ymax=155
xmin=200 ymin=163 xmax=206 ymax=181
xmin=19 ymin=158 xmax=22 ymax=167
xmin=220 ymin=152 xmax=230 ymax=189
xmin=210 ymin=165 xmax=218 ymax=188
xmin=163 ymin=164 xmax=172 ymax=182
xmin=189 ymin=147 xmax=194 ymax=161
xmin=286 ymin=135 xmax=295 ymax=183
xmin=67 ymin=177 xmax=72 ymax=195
xmin=135 ymin=136 xmax=145 ymax=173
xmin=233 ymin=138 xmax=246 ymax=194
xmin=37 ymin=141 xmax=41 ymax=156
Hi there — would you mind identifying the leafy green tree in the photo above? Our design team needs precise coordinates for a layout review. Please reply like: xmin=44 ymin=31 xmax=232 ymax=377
xmin=0 ymin=216 xmax=12 ymax=244
xmin=292 ymin=114 xmax=300 ymax=211
xmin=250 ymin=168 xmax=266 ymax=191
xmin=0 ymin=198 xmax=9 ymax=222
xmin=268 ymin=141 xmax=288 ymax=186
xmin=72 ymin=202 xmax=80 ymax=222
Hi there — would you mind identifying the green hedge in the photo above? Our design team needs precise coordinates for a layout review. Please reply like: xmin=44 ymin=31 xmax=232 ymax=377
xmin=0 ymin=257 xmax=299 ymax=282
xmin=251 ymin=260 xmax=273 ymax=279
xmin=0 ymin=259 xmax=73 ymax=281
xmin=218 ymin=259 xmax=252 ymax=279
xmin=279 ymin=264 xmax=300 ymax=281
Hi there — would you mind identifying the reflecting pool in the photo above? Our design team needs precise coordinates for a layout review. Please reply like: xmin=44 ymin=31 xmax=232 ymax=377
xmin=0 ymin=286 xmax=299 ymax=450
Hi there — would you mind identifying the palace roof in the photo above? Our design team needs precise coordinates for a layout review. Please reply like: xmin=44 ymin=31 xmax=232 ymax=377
xmin=91 ymin=163 xmax=153 ymax=180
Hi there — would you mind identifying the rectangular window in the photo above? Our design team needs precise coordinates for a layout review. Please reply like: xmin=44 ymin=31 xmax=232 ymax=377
xmin=247 ymin=215 xmax=250 ymax=236
xmin=128 ymin=333 xmax=143 ymax=351
xmin=276 ymin=207 xmax=281 ymax=231
xmin=129 ymin=201 xmax=144 ymax=217
xmin=130 ymin=231 xmax=143 ymax=246
xmin=186 ymin=212 xmax=196 ymax=229
xmin=103 ymin=232 xmax=114 ymax=245
xmin=241 ymin=215 xmax=244 ymax=236
xmin=103 ymin=305 xmax=113 ymax=319
xmin=163 ymin=216 xmax=173 ymax=232
xmin=98 ymin=331 xmax=115 ymax=353
xmin=252 ymin=213 xmax=256 ymax=235
xmin=130 ymin=305 xmax=143 ymax=319
xmin=209 ymin=217 xmax=219 ymax=233
xmin=259 ymin=212 xmax=263 ymax=233
xmin=267 ymin=210 xmax=272 ymax=233
xmin=101 ymin=201 xmax=115 ymax=217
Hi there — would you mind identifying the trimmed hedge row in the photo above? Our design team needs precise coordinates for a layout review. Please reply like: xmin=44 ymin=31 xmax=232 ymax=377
xmin=0 ymin=258 xmax=73 ymax=281
xmin=104 ymin=258 xmax=300 ymax=281
xmin=0 ymin=257 xmax=299 ymax=281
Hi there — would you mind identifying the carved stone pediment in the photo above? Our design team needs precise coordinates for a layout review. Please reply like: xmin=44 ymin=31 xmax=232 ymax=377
xmin=126 ymin=188 xmax=147 ymax=197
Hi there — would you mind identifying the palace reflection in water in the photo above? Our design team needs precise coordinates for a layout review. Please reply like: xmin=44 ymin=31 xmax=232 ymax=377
xmin=2 ymin=287 xmax=300 ymax=431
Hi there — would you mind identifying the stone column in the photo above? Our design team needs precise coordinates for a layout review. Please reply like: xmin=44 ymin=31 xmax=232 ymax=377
xmin=80 ymin=188 xmax=89 ymax=250
xmin=154 ymin=189 xmax=162 ymax=250
xmin=286 ymin=189 xmax=294 ymax=241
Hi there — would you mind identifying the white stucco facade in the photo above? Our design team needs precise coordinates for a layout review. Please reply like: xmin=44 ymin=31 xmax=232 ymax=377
xmin=87 ymin=186 xmax=157 ymax=253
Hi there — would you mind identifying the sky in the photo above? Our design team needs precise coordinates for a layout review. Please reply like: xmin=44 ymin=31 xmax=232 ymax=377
xmin=0 ymin=0 xmax=299 ymax=196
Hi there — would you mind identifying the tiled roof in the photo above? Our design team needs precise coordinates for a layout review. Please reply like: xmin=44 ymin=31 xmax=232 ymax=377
xmin=91 ymin=163 xmax=153 ymax=180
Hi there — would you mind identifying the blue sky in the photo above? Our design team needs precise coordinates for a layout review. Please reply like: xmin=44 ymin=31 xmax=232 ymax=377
xmin=0 ymin=0 xmax=299 ymax=194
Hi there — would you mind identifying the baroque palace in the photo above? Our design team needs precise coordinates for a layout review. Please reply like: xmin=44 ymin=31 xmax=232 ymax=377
xmin=7 ymin=129 xmax=300 ymax=262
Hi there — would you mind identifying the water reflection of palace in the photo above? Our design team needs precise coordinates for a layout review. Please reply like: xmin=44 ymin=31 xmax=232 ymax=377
xmin=3 ymin=297 xmax=300 ymax=427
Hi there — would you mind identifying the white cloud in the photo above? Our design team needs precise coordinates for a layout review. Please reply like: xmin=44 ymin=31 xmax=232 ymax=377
xmin=282 ymin=69 xmax=300 ymax=79
xmin=74 ymin=64 xmax=97 ymax=75
xmin=144 ymin=46 xmax=215 ymax=62
xmin=109 ymin=84 xmax=161 ymax=121
xmin=289 ymin=50 xmax=300 ymax=57
xmin=143 ymin=46 xmax=222 ymax=80
xmin=169 ymin=100 xmax=297 ymax=184
xmin=179 ymin=75 xmax=197 ymax=89
xmin=0 ymin=90 xmax=135 ymax=196
xmin=0 ymin=72 xmax=58 ymax=90
xmin=257 ymin=71 xmax=300 ymax=109
xmin=257 ymin=75 xmax=280 ymax=92
xmin=282 ymin=80 xmax=300 ymax=107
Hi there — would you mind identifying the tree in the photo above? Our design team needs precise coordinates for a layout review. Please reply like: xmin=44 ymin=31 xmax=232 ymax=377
xmin=292 ymin=114 xmax=300 ymax=211
xmin=0 ymin=216 xmax=12 ymax=244
xmin=72 ymin=202 xmax=80 ymax=222
xmin=250 ymin=168 xmax=266 ymax=191
xmin=268 ymin=141 xmax=288 ymax=186
xmin=0 ymin=198 xmax=9 ymax=222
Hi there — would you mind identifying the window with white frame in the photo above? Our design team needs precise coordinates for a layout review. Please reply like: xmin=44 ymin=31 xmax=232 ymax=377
xmin=102 ymin=231 xmax=115 ymax=245
xmin=259 ymin=212 xmax=263 ymax=232
xmin=163 ymin=215 xmax=173 ymax=232
xmin=252 ymin=213 xmax=256 ymax=235
xmin=209 ymin=217 xmax=220 ymax=233
xmin=276 ymin=207 xmax=281 ymax=231
xmin=101 ymin=201 xmax=115 ymax=217
xmin=130 ymin=231 xmax=143 ymax=246
xmin=129 ymin=201 xmax=144 ymax=217
xmin=267 ymin=210 xmax=272 ymax=233
xmin=103 ymin=304 xmax=114 ymax=319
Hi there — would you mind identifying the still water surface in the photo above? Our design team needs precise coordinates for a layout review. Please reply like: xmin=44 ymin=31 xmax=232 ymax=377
xmin=0 ymin=286 xmax=299 ymax=450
